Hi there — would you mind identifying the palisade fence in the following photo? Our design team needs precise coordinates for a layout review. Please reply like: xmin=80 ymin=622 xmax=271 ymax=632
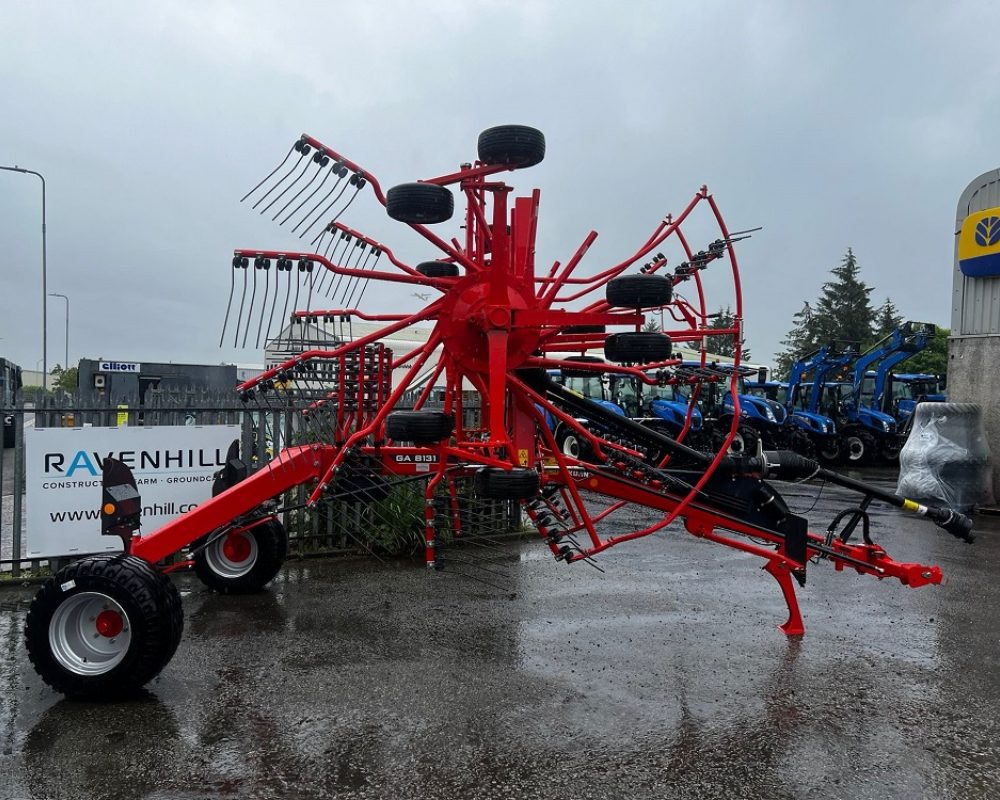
xmin=1 ymin=388 xmax=516 ymax=577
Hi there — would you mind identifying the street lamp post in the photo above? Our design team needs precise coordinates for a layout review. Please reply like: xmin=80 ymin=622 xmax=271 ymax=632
xmin=49 ymin=293 xmax=69 ymax=373
xmin=0 ymin=166 xmax=46 ymax=389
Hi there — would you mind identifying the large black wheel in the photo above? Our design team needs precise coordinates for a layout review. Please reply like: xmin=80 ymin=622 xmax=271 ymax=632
xmin=416 ymin=260 xmax=459 ymax=278
xmin=816 ymin=438 xmax=842 ymax=466
xmin=716 ymin=424 xmax=760 ymax=457
xmin=606 ymin=274 xmax=673 ymax=308
xmin=559 ymin=355 xmax=605 ymax=379
xmin=843 ymin=429 xmax=876 ymax=466
xmin=25 ymin=554 xmax=183 ymax=699
xmin=604 ymin=332 xmax=672 ymax=363
xmin=555 ymin=425 xmax=592 ymax=461
xmin=786 ymin=428 xmax=817 ymax=460
xmin=387 ymin=182 xmax=454 ymax=225
xmin=476 ymin=467 xmax=540 ymax=500
xmin=194 ymin=518 xmax=288 ymax=594
xmin=477 ymin=125 xmax=546 ymax=168
xmin=386 ymin=410 xmax=455 ymax=443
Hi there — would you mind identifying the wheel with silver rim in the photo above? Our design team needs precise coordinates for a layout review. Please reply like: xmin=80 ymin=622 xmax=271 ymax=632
xmin=193 ymin=518 xmax=287 ymax=594
xmin=25 ymin=554 xmax=183 ymax=699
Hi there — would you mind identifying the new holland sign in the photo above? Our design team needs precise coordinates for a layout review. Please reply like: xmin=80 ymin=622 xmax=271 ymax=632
xmin=958 ymin=206 xmax=1000 ymax=277
xmin=25 ymin=424 xmax=240 ymax=558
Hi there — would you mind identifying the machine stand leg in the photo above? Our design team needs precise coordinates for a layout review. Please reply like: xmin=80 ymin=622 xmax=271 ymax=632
xmin=764 ymin=560 xmax=805 ymax=636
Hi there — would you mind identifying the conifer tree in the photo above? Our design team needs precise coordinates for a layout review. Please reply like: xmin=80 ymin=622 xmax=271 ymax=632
xmin=873 ymin=297 xmax=904 ymax=340
xmin=810 ymin=248 xmax=876 ymax=349
xmin=707 ymin=306 xmax=751 ymax=360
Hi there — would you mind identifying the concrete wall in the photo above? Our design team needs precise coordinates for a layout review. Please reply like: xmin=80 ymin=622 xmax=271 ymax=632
xmin=948 ymin=337 xmax=1000 ymax=497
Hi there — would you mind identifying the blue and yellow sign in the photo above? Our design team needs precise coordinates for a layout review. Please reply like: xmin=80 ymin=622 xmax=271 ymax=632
xmin=959 ymin=206 xmax=1000 ymax=277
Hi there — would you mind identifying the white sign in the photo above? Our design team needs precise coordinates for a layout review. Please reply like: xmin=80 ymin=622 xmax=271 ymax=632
xmin=98 ymin=361 xmax=141 ymax=373
xmin=25 ymin=425 xmax=241 ymax=558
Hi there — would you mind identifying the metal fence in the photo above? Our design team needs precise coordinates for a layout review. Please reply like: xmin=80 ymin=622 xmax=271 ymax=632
xmin=1 ymin=389 xmax=513 ymax=577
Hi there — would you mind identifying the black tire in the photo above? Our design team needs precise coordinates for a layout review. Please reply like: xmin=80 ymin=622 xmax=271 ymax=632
xmin=555 ymin=425 xmax=590 ymax=461
xmin=386 ymin=182 xmax=454 ymax=225
xmin=564 ymin=325 xmax=605 ymax=334
xmin=560 ymin=355 xmax=606 ymax=379
xmin=880 ymin=436 xmax=903 ymax=464
xmin=816 ymin=436 xmax=843 ymax=466
xmin=476 ymin=467 xmax=540 ymax=500
xmin=477 ymin=125 xmax=546 ymax=168
xmin=25 ymin=554 xmax=183 ymax=699
xmin=194 ymin=518 xmax=288 ymax=594
xmin=386 ymin=410 xmax=455 ymax=443
xmin=604 ymin=332 xmax=672 ymax=363
xmin=416 ymin=260 xmax=459 ymax=278
xmin=606 ymin=274 xmax=673 ymax=308
xmin=843 ymin=429 xmax=876 ymax=466
xmin=787 ymin=428 xmax=817 ymax=460
xmin=716 ymin=424 xmax=759 ymax=457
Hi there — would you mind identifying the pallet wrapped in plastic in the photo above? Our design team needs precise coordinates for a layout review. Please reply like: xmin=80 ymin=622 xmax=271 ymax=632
xmin=897 ymin=402 xmax=994 ymax=513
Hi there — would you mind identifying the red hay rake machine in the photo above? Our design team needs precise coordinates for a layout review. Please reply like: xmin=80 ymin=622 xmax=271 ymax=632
xmin=25 ymin=125 xmax=974 ymax=699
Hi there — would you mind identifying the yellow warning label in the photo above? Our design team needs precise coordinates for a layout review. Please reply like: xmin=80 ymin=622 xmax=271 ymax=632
xmin=902 ymin=499 xmax=919 ymax=512
xmin=116 ymin=405 xmax=129 ymax=427
xmin=518 ymin=449 xmax=529 ymax=466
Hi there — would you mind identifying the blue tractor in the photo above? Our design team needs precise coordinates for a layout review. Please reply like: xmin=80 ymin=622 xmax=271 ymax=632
xmin=549 ymin=356 xmax=626 ymax=459
xmin=874 ymin=372 xmax=946 ymax=431
xmin=834 ymin=322 xmax=936 ymax=464
xmin=780 ymin=346 xmax=853 ymax=465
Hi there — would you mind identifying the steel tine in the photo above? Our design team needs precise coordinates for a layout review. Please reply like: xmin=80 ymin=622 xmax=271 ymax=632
xmin=352 ymin=250 xmax=381 ymax=310
xmin=233 ymin=261 xmax=249 ymax=348
xmin=324 ymin=179 xmax=365 ymax=232
xmin=272 ymin=152 xmax=326 ymax=223
xmin=251 ymin=144 xmax=309 ymax=210
xmin=307 ymin=178 xmax=353 ymax=245
xmin=263 ymin=259 xmax=285 ymax=347
xmin=314 ymin=233 xmax=343 ymax=298
xmin=241 ymin=140 xmax=296 ymax=203
xmin=274 ymin=262 xmax=294 ymax=347
xmin=255 ymin=259 xmax=272 ymax=348
xmin=219 ymin=256 xmax=239 ymax=348
xmin=340 ymin=242 xmax=369 ymax=306
xmin=304 ymin=261 xmax=315 ymax=313
xmin=327 ymin=233 xmax=353 ymax=299
xmin=258 ymin=155 xmax=312 ymax=216
xmin=299 ymin=164 xmax=349 ymax=238
xmin=281 ymin=155 xmax=334 ymax=227
xmin=241 ymin=259 xmax=260 ymax=348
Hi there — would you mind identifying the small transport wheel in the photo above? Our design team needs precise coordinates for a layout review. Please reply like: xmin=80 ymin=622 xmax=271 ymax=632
xmin=559 ymin=355 xmax=605 ymax=379
xmin=606 ymin=274 xmax=673 ymax=308
xmin=416 ymin=260 xmax=459 ymax=278
xmin=477 ymin=125 xmax=546 ymax=168
xmin=386 ymin=182 xmax=454 ymax=225
xmin=386 ymin=410 xmax=455 ymax=444
xmin=604 ymin=332 xmax=672 ymax=363
xmin=476 ymin=467 xmax=540 ymax=500
xmin=555 ymin=426 xmax=590 ymax=460
xmin=194 ymin=518 xmax=288 ymax=594
xmin=25 ymin=554 xmax=183 ymax=699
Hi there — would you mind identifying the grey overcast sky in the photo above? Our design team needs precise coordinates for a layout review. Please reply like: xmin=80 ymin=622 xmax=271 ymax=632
xmin=0 ymin=1 xmax=996 ymax=374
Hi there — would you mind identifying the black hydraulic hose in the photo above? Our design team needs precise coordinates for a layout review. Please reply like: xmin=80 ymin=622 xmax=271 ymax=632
xmin=529 ymin=370 xmax=974 ymax=544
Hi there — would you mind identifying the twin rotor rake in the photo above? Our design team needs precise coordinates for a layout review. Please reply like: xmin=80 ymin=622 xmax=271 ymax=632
xmin=24 ymin=125 xmax=974 ymax=700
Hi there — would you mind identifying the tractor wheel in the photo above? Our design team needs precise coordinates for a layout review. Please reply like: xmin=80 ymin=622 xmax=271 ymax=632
xmin=606 ymin=274 xmax=673 ymax=308
xmin=25 ymin=554 xmax=183 ymax=699
xmin=604 ymin=332 xmax=672 ymax=363
xmin=880 ymin=437 xmax=903 ymax=464
xmin=555 ymin=426 xmax=591 ymax=461
xmin=194 ymin=519 xmax=288 ymax=594
xmin=787 ymin=428 xmax=817 ymax=460
xmin=416 ymin=260 xmax=459 ymax=278
xmin=475 ymin=467 xmax=540 ymax=500
xmin=386 ymin=410 xmax=455 ymax=444
xmin=386 ymin=182 xmax=454 ymax=225
xmin=477 ymin=125 xmax=546 ymax=168
xmin=816 ymin=436 xmax=842 ymax=466
xmin=714 ymin=423 xmax=759 ymax=457
xmin=843 ymin=430 xmax=876 ymax=466
xmin=559 ymin=355 xmax=605 ymax=378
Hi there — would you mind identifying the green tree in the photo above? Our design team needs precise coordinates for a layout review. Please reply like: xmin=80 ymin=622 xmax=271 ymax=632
xmin=642 ymin=318 xmax=661 ymax=333
xmin=810 ymin=248 xmax=876 ymax=348
xmin=873 ymin=298 xmax=903 ymax=339
xmin=707 ymin=306 xmax=750 ymax=360
xmin=774 ymin=302 xmax=819 ymax=379
xmin=903 ymin=327 xmax=949 ymax=375
xmin=54 ymin=366 xmax=78 ymax=393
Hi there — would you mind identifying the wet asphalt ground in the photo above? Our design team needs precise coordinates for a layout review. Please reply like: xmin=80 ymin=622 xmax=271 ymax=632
xmin=1 ymin=471 xmax=999 ymax=800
